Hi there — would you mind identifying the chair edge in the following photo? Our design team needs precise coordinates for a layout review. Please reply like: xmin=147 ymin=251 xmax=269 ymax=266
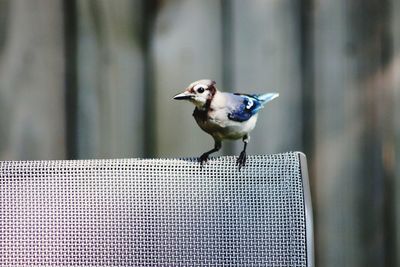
xmin=297 ymin=152 xmax=314 ymax=267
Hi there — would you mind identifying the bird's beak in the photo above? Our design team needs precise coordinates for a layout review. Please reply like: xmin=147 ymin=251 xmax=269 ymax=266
xmin=173 ymin=91 xmax=194 ymax=100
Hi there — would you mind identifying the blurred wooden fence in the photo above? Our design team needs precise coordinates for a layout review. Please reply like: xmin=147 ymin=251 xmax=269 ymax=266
xmin=0 ymin=0 xmax=400 ymax=266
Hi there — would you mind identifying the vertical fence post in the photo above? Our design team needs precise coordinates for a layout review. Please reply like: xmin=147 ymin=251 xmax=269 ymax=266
xmin=63 ymin=0 xmax=78 ymax=159
xmin=391 ymin=0 xmax=400 ymax=266
xmin=141 ymin=0 xmax=157 ymax=158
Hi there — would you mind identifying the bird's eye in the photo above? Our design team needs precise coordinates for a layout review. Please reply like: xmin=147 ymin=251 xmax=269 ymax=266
xmin=197 ymin=87 xmax=205 ymax=93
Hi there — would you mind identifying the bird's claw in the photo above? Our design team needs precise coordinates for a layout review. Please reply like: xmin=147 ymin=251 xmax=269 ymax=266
xmin=237 ymin=151 xmax=247 ymax=169
xmin=198 ymin=153 xmax=209 ymax=166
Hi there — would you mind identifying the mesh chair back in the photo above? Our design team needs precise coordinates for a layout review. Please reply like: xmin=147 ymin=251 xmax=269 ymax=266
xmin=0 ymin=152 xmax=313 ymax=266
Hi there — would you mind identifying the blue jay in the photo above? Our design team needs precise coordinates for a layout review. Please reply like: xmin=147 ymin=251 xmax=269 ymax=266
xmin=173 ymin=79 xmax=278 ymax=168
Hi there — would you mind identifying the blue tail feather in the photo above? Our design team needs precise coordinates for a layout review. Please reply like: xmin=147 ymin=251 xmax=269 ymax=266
xmin=256 ymin=93 xmax=279 ymax=104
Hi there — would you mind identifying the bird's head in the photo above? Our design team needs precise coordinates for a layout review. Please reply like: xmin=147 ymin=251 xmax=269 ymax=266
xmin=173 ymin=79 xmax=217 ymax=108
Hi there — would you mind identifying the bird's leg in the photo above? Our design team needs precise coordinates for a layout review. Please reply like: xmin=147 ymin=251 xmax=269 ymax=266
xmin=237 ymin=135 xmax=249 ymax=169
xmin=199 ymin=140 xmax=222 ymax=165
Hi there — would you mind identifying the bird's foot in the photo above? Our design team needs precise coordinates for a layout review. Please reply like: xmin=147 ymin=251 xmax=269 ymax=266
xmin=237 ymin=150 xmax=247 ymax=169
xmin=198 ymin=153 xmax=209 ymax=166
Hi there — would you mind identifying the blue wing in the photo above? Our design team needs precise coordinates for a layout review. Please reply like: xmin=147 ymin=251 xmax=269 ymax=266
xmin=227 ymin=94 xmax=264 ymax=122
xmin=226 ymin=93 xmax=279 ymax=122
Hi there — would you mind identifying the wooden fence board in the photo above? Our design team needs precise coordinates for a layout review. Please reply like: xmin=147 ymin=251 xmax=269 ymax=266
xmin=75 ymin=0 xmax=145 ymax=158
xmin=313 ymin=1 xmax=365 ymax=265
xmin=152 ymin=0 xmax=223 ymax=158
xmin=0 ymin=0 xmax=65 ymax=160
xmin=231 ymin=0 xmax=303 ymax=155
xmin=313 ymin=0 xmax=390 ymax=266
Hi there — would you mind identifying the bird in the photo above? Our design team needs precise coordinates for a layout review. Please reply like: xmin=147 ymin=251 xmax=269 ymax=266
xmin=173 ymin=79 xmax=279 ymax=168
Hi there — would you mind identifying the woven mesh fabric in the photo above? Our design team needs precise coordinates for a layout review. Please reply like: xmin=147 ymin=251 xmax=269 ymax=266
xmin=0 ymin=152 xmax=307 ymax=266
